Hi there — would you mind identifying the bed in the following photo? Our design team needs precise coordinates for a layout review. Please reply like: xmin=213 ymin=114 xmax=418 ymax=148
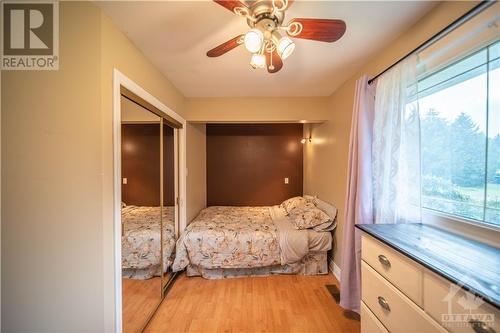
xmin=172 ymin=196 xmax=336 ymax=279
xmin=121 ymin=205 xmax=176 ymax=280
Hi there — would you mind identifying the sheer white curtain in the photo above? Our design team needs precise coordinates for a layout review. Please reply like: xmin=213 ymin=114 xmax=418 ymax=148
xmin=372 ymin=55 xmax=421 ymax=224
xmin=340 ymin=58 xmax=420 ymax=312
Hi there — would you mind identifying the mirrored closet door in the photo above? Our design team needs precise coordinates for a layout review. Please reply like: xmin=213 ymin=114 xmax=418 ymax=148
xmin=120 ymin=90 xmax=180 ymax=333
xmin=121 ymin=96 xmax=162 ymax=333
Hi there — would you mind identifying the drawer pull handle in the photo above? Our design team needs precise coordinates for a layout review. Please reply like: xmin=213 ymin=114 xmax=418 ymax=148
xmin=469 ymin=320 xmax=496 ymax=333
xmin=378 ymin=255 xmax=391 ymax=267
xmin=377 ymin=296 xmax=391 ymax=312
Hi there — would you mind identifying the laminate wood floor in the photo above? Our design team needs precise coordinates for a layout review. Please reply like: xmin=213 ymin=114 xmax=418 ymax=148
xmin=145 ymin=273 xmax=360 ymax=333
xmin=123 ymin=277 xmax=162 ymax=333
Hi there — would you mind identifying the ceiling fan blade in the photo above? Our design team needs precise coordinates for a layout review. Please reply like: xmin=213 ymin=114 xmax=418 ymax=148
xmin=287 ymin=18 xmax=346 ymax=43
xmin=207 ymin=35 xmax=244 ymax=57
xmin=265 ymin=49 xmax=283 ymax=74
xmin=213 ymin=0 xmax=249 ymax=14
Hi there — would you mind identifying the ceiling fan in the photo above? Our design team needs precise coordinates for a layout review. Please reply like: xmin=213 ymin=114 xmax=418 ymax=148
xmin=207 ymin=0 xmax=346 ymax=73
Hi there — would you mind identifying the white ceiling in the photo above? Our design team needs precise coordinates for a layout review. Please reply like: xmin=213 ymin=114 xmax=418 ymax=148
xmin=98 ymin=1 xmax=436 ymax=97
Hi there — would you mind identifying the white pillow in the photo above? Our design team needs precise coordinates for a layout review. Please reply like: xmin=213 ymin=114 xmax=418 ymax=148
xmin=312 ymin=220 xmax=336 ymax=232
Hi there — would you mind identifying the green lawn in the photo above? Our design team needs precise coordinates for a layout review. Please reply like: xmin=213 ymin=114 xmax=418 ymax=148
xmin=422 ymin=182 xmax=500 ymax=224
xmin=457 ymin=183 xmax=500 ymax=203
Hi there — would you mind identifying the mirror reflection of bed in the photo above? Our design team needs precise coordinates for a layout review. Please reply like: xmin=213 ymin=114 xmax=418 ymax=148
xmin=120 ymin=94 xmax=177 ymax=333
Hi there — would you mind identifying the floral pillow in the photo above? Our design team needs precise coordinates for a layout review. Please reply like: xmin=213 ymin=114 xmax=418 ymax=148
xmin=289 ymin=205 xmax=332 ymax=230
xmin=304 ymin=195 xmax=318 ymax=206
xmin=281 ymin=196 xmax=307 ymax=213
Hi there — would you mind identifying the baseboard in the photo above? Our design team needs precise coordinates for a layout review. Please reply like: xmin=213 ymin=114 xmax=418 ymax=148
xmin=329 ymin=258 xmax=341 ymax=282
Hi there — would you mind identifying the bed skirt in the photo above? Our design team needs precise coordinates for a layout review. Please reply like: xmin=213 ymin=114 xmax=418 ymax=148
xmin=123 ymin=256 xmax=173 ymax=280
xmin=185 ymin=251 xmax=328 ymax=279
xmin=122 ymin=265 xmax=160 ymax=280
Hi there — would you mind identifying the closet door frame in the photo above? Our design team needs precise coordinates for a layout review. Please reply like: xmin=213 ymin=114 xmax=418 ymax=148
xmin=174 ymin=127 xmax=180 ymax=238
xmin=112 ymin=69 xmax=187 ymax=332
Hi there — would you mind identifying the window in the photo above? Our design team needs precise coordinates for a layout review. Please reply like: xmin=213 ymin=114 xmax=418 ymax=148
xmin=418 ymin=40 xmax=500 ymax=226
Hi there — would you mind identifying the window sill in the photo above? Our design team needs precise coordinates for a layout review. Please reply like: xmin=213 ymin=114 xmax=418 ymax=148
xmin=421 ymin=208 xmax=500 ymax=248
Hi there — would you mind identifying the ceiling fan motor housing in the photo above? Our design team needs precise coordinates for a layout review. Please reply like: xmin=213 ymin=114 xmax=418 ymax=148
xmin=255 ymin=18 xmax=278 ymax=39
xmin=247 ymin=0 xmax=285 ymax=29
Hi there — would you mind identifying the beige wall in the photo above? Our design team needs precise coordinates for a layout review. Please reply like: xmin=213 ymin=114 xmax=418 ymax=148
xmin=186 ymin=123 xmax=207 ymax=222
xmin=184 ymin=97 xmax=329 ymax=122
xmin=1 ymin=2 xmax=191 ymax=331
xmin=2 ymin=3 xmax=104 ymax=331
xmin=303 ymin=1 xmax=478 ymax=269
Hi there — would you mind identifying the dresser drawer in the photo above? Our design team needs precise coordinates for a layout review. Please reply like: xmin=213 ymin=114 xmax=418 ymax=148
xmin=362 ymin=234 xmax=423 ymax=306
xmin=362 ymin=261 xmax=446 ymax=333
xmin=424 ymin=270 xmax=499 ymax=333
xmin=361 ymin=301 xmax=389 ymax=333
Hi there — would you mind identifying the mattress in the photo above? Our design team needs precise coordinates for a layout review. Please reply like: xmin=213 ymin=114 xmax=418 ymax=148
xmin=172 ymin=205 xmax=333 ymax=272
xmin=121 ymin=205 xmax=175 ymax=277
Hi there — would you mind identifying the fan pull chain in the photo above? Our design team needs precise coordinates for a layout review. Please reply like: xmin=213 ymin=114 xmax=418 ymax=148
xmin=265 ymin=41 xmax=276 ymax=70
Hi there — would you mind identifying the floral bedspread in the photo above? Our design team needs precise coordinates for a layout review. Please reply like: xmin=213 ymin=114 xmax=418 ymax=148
xmin=172 ymin=206 xmax=281 ymax=271
xmin=121 ymin=205 xmax=175 ymax=271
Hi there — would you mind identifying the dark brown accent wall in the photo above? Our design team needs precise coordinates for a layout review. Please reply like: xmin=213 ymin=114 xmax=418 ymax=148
xmin=207 ymin=124 xmax=303 ymax=206
xmin=163 ymin=124 xmax=175 ymax=206
xmin=121 ymin=124 xmax=175 ymax=207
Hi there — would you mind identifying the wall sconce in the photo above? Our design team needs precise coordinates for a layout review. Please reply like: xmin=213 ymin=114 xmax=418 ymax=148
xmin=301 ymin=136 xmax=312 ymax=144
xmin=301 ymin=123 xmax=312 ymax=144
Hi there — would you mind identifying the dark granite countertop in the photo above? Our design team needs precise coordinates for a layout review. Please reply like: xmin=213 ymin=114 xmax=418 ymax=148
xmin=356 ymin=223 xmax=500 ymax=309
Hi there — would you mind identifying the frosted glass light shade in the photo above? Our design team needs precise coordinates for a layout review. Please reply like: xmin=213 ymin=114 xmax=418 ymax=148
xmin=244 ymin=29 xmax=264 ymax=53
xmin=250 ymin=53 xmax=266 ymax=69
xmin=277 ymin=36 xmax=295 ymax=59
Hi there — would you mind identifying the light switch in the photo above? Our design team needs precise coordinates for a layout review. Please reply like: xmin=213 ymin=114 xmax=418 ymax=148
xmin=122 ymin=178 xmax=128 ymax=185
xmin=284 ymin=177 xmax=289 ymax=184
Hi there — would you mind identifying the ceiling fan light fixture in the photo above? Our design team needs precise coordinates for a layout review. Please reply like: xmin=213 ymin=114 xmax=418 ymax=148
xmin=250 ymin=53 xmax=266 ymax=69
xmin=271 ymin=30 xmax=295 ymax=60
xmin=244 ymin=29 xmax=264 ymax=53
xmin=277 ymin=36 xmax=295 ymax=59
xmin=209 ymin=0 xmax=347 ymax=73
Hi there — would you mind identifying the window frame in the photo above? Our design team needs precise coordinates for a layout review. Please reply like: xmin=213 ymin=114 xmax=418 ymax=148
xmin=417 ymin=40 xmax=500 ymax=233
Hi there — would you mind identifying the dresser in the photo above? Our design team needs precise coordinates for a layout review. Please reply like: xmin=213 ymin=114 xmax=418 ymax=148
xmin=357 ymin=224 xmax=499 ymax=333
